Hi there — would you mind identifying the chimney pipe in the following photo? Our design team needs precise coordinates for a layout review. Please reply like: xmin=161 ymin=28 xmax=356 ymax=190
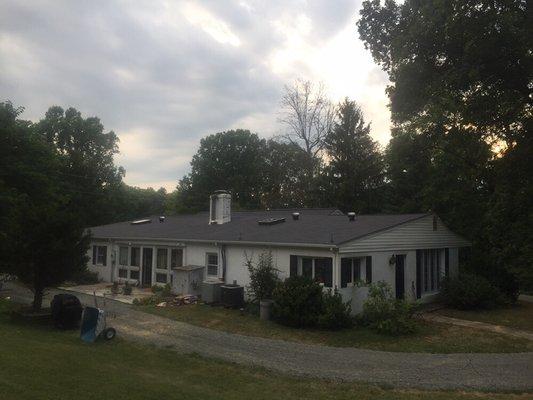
xmin=292 ymin=212 xmax=300 ymax=221
xmin=347 ymin=212 xmax=356 ymax=221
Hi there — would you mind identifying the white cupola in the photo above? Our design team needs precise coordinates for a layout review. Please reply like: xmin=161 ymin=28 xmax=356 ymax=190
xmin=209 ymin=190 xmax=231 ymax=225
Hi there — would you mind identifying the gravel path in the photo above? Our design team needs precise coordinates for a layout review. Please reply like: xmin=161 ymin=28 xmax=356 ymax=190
xmin=4 ymin=283 xmax=533 ymax=391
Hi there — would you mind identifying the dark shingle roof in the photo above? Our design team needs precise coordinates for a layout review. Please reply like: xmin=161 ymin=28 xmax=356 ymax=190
xmin=88 ymin=209 xmax=429 ymax=246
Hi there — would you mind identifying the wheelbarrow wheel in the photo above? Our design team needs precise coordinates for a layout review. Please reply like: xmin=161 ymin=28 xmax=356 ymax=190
xmin=102 ymin=327 xmax=116 ymax=341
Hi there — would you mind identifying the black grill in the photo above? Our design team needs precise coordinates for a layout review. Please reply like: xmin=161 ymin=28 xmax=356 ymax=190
xmin=50 ymin=294 xmax=83 ymax=329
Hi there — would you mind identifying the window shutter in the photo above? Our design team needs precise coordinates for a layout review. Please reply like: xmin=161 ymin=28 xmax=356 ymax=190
xmin=416 ymin=250 xmax=422 ymax=299
xmin=444 ymin=248 xmax=450 ymax=278
xmin=102 ymin=247 xmax=107 ymax=266
xmin=365 ymin=256 xmax=372 ymax=284
xmin=92 ymin=246 xmax=96 ymax=265
xmin=290 ymin=255 xmax=297 ymax=277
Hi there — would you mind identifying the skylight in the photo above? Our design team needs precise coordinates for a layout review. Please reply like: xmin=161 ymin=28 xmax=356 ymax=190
xmin=131 ymin=219 xmax=151 ymax=225
xmin=258 ymin=218 xmax=286 ymax=226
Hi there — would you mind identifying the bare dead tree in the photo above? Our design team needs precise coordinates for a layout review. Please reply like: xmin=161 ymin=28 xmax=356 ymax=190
xmin=278 ymin=79 xmax=336 ymax=158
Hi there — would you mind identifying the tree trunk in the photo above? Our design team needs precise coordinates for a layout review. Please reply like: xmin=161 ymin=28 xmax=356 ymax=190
xmin=33 ymin=287 xmax=44 ymax=311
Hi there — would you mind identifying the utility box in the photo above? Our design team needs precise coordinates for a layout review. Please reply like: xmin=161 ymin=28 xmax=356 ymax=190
xmin=220 ymin=284 xmax=244 ymax=308
xmin=172 ymin=265 xmax=204 ymax=295
xmin=201 ymin=280 xmax=223 ymax=304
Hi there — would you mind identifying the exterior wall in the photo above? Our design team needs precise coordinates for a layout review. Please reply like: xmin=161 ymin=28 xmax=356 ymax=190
xmin=340 ymin=215 xmax=470 ymax=253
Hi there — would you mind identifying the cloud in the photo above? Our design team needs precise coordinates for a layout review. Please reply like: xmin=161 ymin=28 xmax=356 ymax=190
xmin=0 ymin=0 xmax=391 ymax=191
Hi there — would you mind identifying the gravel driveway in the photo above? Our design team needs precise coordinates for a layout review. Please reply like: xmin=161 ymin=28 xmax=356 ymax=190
xmin=4 ymin=283 xmax=533 ymax=391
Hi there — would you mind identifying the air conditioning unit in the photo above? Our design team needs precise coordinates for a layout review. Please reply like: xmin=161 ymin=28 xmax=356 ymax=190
xmin=201 ymin=281 xmax=223 ymax=304
xmin=220 ymin=284 xmax=244 ymax=308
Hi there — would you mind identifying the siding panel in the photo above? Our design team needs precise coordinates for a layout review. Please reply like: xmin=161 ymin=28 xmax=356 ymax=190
xmin=339 ymin=215 xmax=470 ymax=253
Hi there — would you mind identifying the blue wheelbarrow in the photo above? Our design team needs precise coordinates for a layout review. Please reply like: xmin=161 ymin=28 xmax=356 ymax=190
xmin=80 ymin=292 xmax=116 ymax=342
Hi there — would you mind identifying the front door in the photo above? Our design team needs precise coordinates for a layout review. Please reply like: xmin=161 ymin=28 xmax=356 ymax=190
xmin=142 ymin=248 xmax=153 ymax=287
xmin=395 ymin=254 xmax=405 ymax=299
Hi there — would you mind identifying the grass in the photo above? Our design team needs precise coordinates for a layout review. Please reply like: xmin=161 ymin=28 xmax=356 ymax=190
xmin=138 ymin=303 xmax=533 ymax=353
xmin=437 ymin=301 xmax=533 ymax=332
xmin=0 ymin=298 xmax=531 ymax=400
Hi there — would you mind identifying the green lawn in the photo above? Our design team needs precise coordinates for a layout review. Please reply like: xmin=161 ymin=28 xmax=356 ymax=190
xmin=138 ymin=303 xmax=533 ymax=353
xmin=0 ymin=299 xmax=531 ymax=400
xmin=437 ymin=301 xmax=533 ymax=332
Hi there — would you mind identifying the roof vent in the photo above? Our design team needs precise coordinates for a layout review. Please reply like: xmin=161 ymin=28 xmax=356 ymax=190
xmin=131 ymin=219 xmax=151 ymax=225
xmin=347 ymin=212 xmax=356 ymax=222
xmin=292 ymin=212 xmax=300 ymax=221
xmin=159 ymin=216 xmax=165 ymax=223
xmin=258 ymin=218 xmax=286 ymax=226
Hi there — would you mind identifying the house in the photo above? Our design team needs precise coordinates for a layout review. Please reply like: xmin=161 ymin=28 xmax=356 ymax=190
xmin=87 ymin=191 xmax=470 ymax=312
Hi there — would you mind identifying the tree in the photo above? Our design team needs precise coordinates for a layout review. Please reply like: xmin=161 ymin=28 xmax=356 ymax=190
xmin=323 ymin=99 xmax=384 ymax=213
xmin=174 ymin=130 xmax=266 ymax=212
xmin=35 ymin=106 xmax=124 ymax=227
xmin=0 ymin=102 xmax=90 ymax=310
xmin=261 ymin=140 xmax=313 ymax=208
xmin=278 ymin=80 xmax=336 ymax=203
xmin=358 ymin=0 xmax=532 ymax=289
xmin=279 ymin=79 xmax=336 ymax=158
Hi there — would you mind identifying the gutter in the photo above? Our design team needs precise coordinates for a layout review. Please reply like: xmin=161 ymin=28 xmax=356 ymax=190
xmin=88 ymin=236 xmax=339 ymax=250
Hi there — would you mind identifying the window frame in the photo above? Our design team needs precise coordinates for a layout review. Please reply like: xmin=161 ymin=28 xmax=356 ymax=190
xmin=296 ymin=256 xmax=333 ymax=288
xmin=119 ymin=246 xmax=129 ymax=266
xmin=421 ymin=249 xmax=442 ymax=295
xmin=130 ymin=247 xmax=140 ymax=267
xmin=156 ymin=248 xmax=168 ymax=270
xmin=206 ymin=252 xmax=219 ymax=277
xmin=340 ymin=257 xmax=362 ymax=288
xmin=93 ymin=245 xmax=107 ymax=266
xmin=171 ymin=248 xmax=184 ymax=269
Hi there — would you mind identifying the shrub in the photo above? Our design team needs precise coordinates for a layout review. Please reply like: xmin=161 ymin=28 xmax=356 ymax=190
xmin=272 ymin=276 xmax=324 ymax=327
xmin=245 ymin=251 xmax=280 ymax=302
xmin=440 ymin=273 xmax=505 ymax=309
xmin=71 ymin=269 xmax=99 ymax=285
xmin=361 ymin=281 xmax=417 ymax=335
xmin=151 ymin=283 xmax=172 ymax=298
xmin=123 ymin=281 xmax=132 ymax=295
xmin=317 ymin=289 xmax=352 ymax=330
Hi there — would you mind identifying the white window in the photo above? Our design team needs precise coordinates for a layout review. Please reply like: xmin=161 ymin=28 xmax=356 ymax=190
xmin=130 ymin=247 xmax=140 ymax=267
xmin=156 ymin=248 xmax=168 ymax=269
xmin=206 ymin=253 xmax=218 ymax=276
xmin=92 ymin=245 xmax=107 ymax=266
xmin=421 ymin=249 xmax=442 ymax=294
xmin=296 ymin=257 xmax=333 ymax=287
xmin=119 ymin=246 xmax=128 ymax=266
xmin=341 ymin=258 xmax=362 ymax=288
xmin=171 ymin=248 xmax=183 ymax=268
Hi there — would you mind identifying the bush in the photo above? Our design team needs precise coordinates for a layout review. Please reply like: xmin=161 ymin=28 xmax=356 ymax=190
xmin=440 ymin=273 xmax=505 ymax=309
xmin=246 ymin=251 xmax=280 ymax=302
xmin=272 ymin=276 xmax=352 ymax=329
xmin=71 ymin=269 xmax=99 ymax=285
xmin=317 ymin=289 xmax=352 ymax=330
xmin=123 ymin=281 xmax=132 ymax=295
xmin=272 ymin=276 xmax=324 ymax=327
xmin=361 ymin=281 xmax=417 ymax=335
xmin=151 ymin=283 xmax=172 ymax=298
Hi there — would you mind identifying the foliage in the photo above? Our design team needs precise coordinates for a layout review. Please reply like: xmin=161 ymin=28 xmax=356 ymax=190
xmin=272 ymin=276 xmax=352 ymax=330
xmin=440 ymin=273 xmax=507 ymax=310
xmin=361 ymin=282 xmax=418 ymax=335
xmin=71 ymin=269 xmax=100 ymax=285
xmin=358 ymin=0 xmax=532 ymax=290
xmin=174 ymin=129 xmax=266 ymax=212
xmin=0 ymin=102 xmax=90 ymax=310
xmin=323 ymin=98 xmax=385 ymax=212
xmin=272 ymin=276 xmax=324 ymax=328
xmin=123 ymin=281 xmax=132 ymax=295
xmin=317 ymin=289 xmax=352 ymax=330
xmin=245 ymin=251 xmax=280 ymax=302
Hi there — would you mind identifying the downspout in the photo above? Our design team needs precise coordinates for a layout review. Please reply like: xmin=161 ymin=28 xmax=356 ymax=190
xmin=221 ymin=244 xmax=227 ymax=283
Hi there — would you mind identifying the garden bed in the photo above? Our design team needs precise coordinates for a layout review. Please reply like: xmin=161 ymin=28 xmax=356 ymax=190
xmin=137 ymin=303 xmax=533 ymax=353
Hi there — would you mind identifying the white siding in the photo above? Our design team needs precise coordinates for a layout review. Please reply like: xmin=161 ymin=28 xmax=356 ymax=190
xmin=339 ymin=215 xmax=470 ymax=253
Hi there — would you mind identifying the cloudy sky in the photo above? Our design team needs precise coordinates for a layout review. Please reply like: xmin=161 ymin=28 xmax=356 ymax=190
xmin=0 ymin=0 xmax=390 ymax=191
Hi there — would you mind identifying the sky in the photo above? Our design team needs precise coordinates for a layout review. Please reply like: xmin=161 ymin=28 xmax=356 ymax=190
xmin=0 ymin=0 xmax=391 ymax=191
